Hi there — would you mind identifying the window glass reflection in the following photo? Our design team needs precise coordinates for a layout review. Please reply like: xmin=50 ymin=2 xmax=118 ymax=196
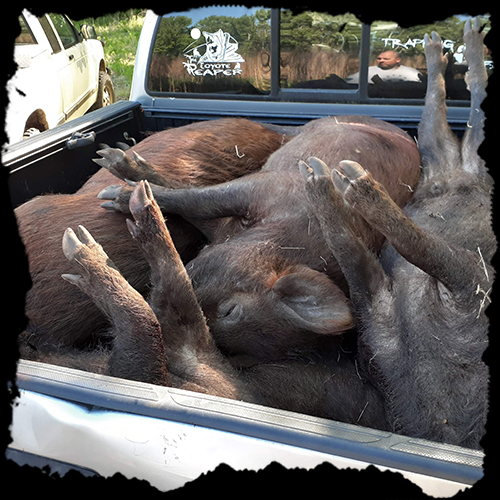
xmin=280 ymin=10 xmax=362 ymax=90
xmin=364 ymin=15 xmax=491 ymax=99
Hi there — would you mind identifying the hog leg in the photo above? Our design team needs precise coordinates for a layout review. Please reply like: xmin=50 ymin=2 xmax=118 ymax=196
xmin=125 ymin=181 xmax=254 ymax=400
xmin=300 ymin=157 xmax=389 ymax=316
xmin=98 ymin=172 xmax=265 ymax=217
xmin=417 ymin=32 xmax=461 ymax=178
xmin=93 ymin=147 xmax=174 ymax=187
xmin=98 ymin=171 xmax=270 ymax=241
xmin=330 ymin=160 xmax=489 ymax=295
xmin=301 ymin=157 xmax=394 ymax=393
xmin=461 ymin=18 xmax=488 ymax=173
xmin=61 ymin=226 xmax=168 ymax=385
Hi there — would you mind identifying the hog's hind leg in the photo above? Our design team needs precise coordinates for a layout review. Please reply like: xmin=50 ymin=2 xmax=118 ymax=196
xmin=126 ymin=181 xmax=251 ymax=400
xmin=461 ymin=18 xmax=488 ymax=173
xmin=418 ymin=32 xmax=460 ymax=178
xmin=62 ymin=225 xmax=168 ymax=385
xmin=300 ymin=157 xmax=389 ymax=315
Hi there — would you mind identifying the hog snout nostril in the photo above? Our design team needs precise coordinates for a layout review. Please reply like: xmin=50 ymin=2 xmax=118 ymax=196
xmin=217 ymin=301 xmax=243 ymax=322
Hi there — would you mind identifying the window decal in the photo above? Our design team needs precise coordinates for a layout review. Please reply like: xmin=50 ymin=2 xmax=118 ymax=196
xmin=183 ymin=28 xmax=245 ymax=77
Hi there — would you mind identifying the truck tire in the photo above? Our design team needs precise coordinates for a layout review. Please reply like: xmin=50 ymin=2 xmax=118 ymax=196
xmin=91 ymin=71 xmax=115 ymax=110
xmin=23 ymin=109 xmax=49 ymax=139
xmin=23 ymin=127 xmax=42 ymax=139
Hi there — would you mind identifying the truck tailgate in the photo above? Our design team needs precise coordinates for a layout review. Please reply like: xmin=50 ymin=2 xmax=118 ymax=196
xmin=9 ymin=359 xmax=483 ymax=496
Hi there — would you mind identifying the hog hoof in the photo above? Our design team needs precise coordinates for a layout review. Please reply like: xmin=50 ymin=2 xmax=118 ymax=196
xmin=463 ymin=18 xmax=484 ymax=65
xmin=338 ymin=160 xmax=366 ymax=179
xmin=464 ymin=17 xmax=481 ymax=38
xmin=93 ymin=148 xmax=140 ymax=182
xmin=424 ymin=32 xmax=448 ymax=72
xmin=129 ymin=179 xmax=155 ymax=216
xmin=331 ymin=160 xmax=365 ymax=195
xmin=93 ymin=147 xmax=126 ymax=171
xmin=98 ymin=184 xmax=123 ymax=200
xmin=98 ymin=184 xmax=134 ymax=213
xmin=299 ymin=156 xmax=330 ymax=182
xmin=125 ymin=181 xmax=169 ymax=260
xmin=131 ymin=151 xmax=149 ymax=169
xmin=126 ymin=181 xmax=155 ymax=241
xmin=61 ymin=225 xmax=118 ymax=292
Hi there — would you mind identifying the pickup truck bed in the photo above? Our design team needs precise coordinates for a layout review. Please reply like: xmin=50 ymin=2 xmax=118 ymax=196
xmin=4 ymin=100 xmax=486 ymax=496
xmin=5 ymin=101 xmax=143 ymax=208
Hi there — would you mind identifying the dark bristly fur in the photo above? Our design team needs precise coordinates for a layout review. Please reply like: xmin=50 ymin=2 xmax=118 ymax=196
xmin=91 ymin=113 xmax=420 ymax=428
xmin=16 ymin=118 xmax=288 ymax=349
xmin=99 ymin=114 xmax=421 ymax=359
xmin=301 ymin=22 xmax=493 ymax=449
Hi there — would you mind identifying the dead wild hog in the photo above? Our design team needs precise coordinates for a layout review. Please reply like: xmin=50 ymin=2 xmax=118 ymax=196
xmin=16 ymin=118 xmax=290 ymax=350
xmin=301 ymin=21 xmax=493 ymax=449
xmin=99 ymin=114 xmax=421 ymax=365
xmin=56 ymin=180 xmax=389 ymax=429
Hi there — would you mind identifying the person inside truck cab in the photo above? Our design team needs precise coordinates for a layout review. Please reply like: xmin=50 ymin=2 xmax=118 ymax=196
xmin=346 ymin=49 xmax=423 ymax=84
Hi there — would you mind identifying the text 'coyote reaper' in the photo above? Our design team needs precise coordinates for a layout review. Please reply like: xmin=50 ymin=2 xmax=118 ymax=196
xmin=183 ymin=28 xmax=245 ymax=77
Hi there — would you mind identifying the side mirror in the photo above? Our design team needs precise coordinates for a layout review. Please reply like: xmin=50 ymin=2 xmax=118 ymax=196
xmin=80 ymin=24 xmax=97 ymax=40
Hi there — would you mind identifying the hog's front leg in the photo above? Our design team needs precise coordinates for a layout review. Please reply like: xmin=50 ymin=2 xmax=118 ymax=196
xmin=125 ymin=181 xmax=209 ymax=350
xmin=94 ymin=147 xmax=172 ymax=187
xmin=99 ymin=173 xmax=259 ymax=218
xmin=333 ymin=160 xmax=483 ymax=293
xmin=125 ymin=181 xmax=253 ymax=400
xmin=98 ymin=172 xmax=267 ymax=241
xmin=62 ymin=226 xmax=168 ymax=385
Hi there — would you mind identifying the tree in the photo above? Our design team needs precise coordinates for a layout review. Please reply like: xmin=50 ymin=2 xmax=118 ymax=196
xmin=280 ymin=10 xmax=362 ymax=52
xmin=195 ymin=12 xmax=271 ymax=55
xmin=153 ymin=16 xmax=193 ymax=57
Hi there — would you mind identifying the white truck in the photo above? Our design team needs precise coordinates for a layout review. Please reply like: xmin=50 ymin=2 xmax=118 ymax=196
xmin=5 ymin=7 xmax=489 ymax=496
xmin=5 ymin=10 xmax=114 ymax=144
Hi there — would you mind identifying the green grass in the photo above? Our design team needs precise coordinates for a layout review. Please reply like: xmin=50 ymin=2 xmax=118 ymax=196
xmin=74 ymin=10 xmax=146 ymax=101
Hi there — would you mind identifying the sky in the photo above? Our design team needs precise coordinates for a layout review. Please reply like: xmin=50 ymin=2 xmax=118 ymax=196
xmin=165 ymin=5 xmax=266 ymax=25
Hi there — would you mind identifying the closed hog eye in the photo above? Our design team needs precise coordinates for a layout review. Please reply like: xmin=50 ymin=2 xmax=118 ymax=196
xmin=217 ymin=301 xmax=243 ymax=322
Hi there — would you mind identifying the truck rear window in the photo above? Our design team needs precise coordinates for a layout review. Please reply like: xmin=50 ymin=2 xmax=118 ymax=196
xmin=148 ymin=6 xmax=272 ymax=95
xmin=146 ymin=7 xmax=491 ymax=103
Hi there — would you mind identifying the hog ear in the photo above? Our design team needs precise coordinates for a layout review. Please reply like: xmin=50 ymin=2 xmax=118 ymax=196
xmin=272 ymin=267 xmax=353 ymax=334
